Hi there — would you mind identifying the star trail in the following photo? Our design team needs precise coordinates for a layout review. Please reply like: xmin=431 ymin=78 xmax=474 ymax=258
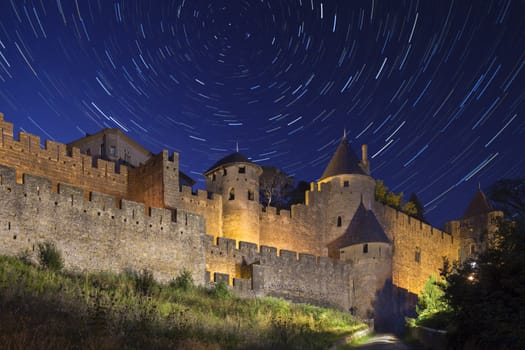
xmin=0 ymin=0 xmax=524 ymax=228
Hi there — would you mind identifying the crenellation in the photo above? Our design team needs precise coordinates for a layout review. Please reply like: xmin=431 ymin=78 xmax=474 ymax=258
xmin=22 ymin=173 xmax=52 ymax=193
xmin=298 ymin=253 xmax=316 ymax=264
xmin=120 ymin=199 xmax=146 ymax=218
xmin=216 ymin=237 xmax=237 ymax=253
xmin=279 ymin=249 xmax=298 ymax=262
xmin=239 ymin=241 xmax=258 ymax=255
xmin=89 ymin=191 xmax=116 ymax=210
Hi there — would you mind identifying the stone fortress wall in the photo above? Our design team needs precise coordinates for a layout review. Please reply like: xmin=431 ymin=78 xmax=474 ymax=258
xmin=0 ymin=112 xmax=464 ymax=323
xmin=205 ymin=236 xmax=353 ymax=311
xmin=0 ymin=164 xmax=206 ymax=283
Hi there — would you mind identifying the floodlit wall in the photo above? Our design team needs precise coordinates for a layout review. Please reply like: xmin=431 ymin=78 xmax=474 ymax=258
xmin=374 ymin=204 xmax=460 ymax=295
xmin=0 ymin=165 xmax=207 ymax=283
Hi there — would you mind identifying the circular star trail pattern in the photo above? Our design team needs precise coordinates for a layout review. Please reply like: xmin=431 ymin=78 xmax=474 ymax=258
xmin=0 ymin=0 xmax=524 ymax=228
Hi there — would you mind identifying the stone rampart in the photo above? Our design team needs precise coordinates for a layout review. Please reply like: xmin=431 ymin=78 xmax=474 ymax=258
xmin=0 ymin=115 xmax=129 ymax=199
xmin=177 ymin=185 xmax=223 ymax=238
xmin=205 ymin=235 xmax=352 ymax=310
xmin=0 ymin=164 xmax=207 ymax=283
xmin=374 ymin=204 xmax=459 ymax=295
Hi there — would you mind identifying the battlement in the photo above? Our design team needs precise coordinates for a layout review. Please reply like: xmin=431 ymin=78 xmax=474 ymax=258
xmin=179 ymin=185 xmax=219 ymax=202
xmin=0 ymin=116 xmax=130 ymax=198
xmin=207 ymin=235 xmax=348 ymax=274
xmin=0 ymin=164 xmax=203 ymax=233
xmin=380 ymin=204 xmax=455 ymax=244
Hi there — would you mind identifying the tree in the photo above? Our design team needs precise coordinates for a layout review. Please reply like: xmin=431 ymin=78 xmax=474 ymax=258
xmin=375 ymin=179 xmax=403 ymax=210
xmin=414 ymin=275 xmax=451 ymax=329
xmin=487 ymin=177 xmax=525 ymax=220
xmin=259 ymin=166 xmax=295 ymax=209
xmin=408 ymin=193 xmax=426 ymax=222
xmin=440 ymin=179 xmax=525 ymax=349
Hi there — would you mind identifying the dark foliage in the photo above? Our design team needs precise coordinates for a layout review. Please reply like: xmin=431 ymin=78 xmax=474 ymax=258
xmin=441 ymin=182 xmax=525 ymax=349
xmin=37 ymin=241 xmax=64 ymax=271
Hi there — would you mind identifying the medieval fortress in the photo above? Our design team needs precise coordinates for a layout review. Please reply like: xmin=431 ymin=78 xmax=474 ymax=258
xmin=0 ymin=113 xmax=501 ymax=328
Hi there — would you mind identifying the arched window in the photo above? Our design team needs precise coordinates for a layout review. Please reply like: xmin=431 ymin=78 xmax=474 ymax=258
xmin=363 ymin=243 xmax=368 ymax=253
xmin=248 ymin=190 xmax=254 ymax=201
xmin=337 ymin=216 xmax=342 ymax=227
xmin=229 ymin=188 xmax=235 ymax=200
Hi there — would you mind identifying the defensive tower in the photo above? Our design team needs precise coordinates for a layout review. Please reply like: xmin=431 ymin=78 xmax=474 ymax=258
xmin=318 ymin=132 xmax=376 ymax=248
xmin=204 ymin=152 xmax=262 ymax=244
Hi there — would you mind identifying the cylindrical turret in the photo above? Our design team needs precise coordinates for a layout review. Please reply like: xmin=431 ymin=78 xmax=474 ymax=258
xmin=204 ymin=153 xmax=262 ymax=245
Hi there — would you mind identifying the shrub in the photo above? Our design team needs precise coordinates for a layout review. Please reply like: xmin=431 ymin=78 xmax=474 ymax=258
xmin=212 ymin=282 xmax=232 ymax=299
xmin=37 ymin=241 xmax=64 ymax=271
xmin=133 ymin=269 xmax=156 ymax=296
xmin=170 ymin=269 xmax=194 ymax=291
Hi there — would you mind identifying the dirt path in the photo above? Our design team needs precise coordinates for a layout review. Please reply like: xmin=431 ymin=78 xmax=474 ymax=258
xmin=350 ymin=334 xmax=419 ymax=350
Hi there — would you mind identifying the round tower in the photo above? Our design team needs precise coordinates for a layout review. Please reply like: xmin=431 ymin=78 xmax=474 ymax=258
xmin=317 ymin=133 xmax=376 ymax=248
xmin=204 ymin=152 xmax=262 ymax=245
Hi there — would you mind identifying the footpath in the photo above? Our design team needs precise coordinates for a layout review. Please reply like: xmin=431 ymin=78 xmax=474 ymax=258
xmin=347 ymin=333 xmax=421 ymax=350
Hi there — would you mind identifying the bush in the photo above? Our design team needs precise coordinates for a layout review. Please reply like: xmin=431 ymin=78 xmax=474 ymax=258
xmin=37 ymin=241 xmax=64 ymax=271
xmin=170 ymin=269 xmax=194 ymax=291
xmin=134 ymin=269 xmax=157 ymax=296
xmin=212 ymin=282 xmax=232 ymax=299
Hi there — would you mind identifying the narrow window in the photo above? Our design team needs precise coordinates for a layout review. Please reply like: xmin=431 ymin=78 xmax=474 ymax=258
xmin=110 ymin=146 xmax=116 ymax=156
xmin=470 ymin=244 xmax=476 ymax=255
xmin=337 ymin=216 xmax=342 ymax=227
xmin=212 ymin=173 xmax=216 ymax=181
xmin=415 ymin=247 xmax=421 ymax=263
xmin=86 ymin=148 xmax=91 ymax=155
xmin=229 ymin=188 xmax=235 ymax=200
xmin=248 ymin=190 xmax=254 ymax=201
xmin=343 ymin=180 xmax=349 ymax=187
xmin=363 ymin=243 xmax=368 ymax=253
xmin=238 ymin=166 xmax=246 ymax=174
xmin=223 ymin=168 xmax=227 ymax=176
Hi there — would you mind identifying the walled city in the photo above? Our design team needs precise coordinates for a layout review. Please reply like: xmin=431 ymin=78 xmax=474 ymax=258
xmin=0 ymin=112 xmax=502 ymax=330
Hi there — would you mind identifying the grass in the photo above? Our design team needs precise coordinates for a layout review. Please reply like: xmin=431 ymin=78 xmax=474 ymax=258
xmin=0 ymin=255 xmax=366 ymax=349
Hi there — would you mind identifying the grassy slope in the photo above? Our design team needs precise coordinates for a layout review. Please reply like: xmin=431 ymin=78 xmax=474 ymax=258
xmin=0 ymin=256 xmax=366 ymax=349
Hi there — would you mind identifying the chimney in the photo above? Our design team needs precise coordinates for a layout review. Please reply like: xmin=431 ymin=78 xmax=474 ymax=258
xmin=361 ymin=144 xmax=368 ymax=162
xmin=361 ymin=144 xmax=370 ymax=175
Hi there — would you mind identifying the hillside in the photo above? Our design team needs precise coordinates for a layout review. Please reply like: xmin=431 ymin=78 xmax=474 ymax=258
xmin=0 ymin=254 xmax=366 ymax=349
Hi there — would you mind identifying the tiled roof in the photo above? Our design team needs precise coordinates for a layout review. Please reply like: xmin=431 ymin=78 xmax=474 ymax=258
xmin=327 ymin=202 xmax=390 ymax=254
xmin=320 ymin=136 xmax=365 ymax=180
xmin=204 ymin=152 xmax=256 ymax=174
xmin=461 ymin=190 xmax=494 ymax=219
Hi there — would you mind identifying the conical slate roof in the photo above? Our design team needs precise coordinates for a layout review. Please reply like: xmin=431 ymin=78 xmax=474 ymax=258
xmin=320 ymin=135 xmax=365 ymax=180
xmin=461 ymin=190 xmax=494 ymax=219
xmin=327 ymin=202 xmax=390 ymax=255
xmin=204 ymin=152 xmax=257 ymax=175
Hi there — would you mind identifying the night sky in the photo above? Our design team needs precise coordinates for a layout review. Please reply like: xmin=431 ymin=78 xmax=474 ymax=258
xmin=0 ymin=1 xmax=523 ymax=228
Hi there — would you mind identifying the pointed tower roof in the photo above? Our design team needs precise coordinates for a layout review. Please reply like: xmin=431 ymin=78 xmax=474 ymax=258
xmin=320 ymin=133 xmax=365 ymax=180
xmin=327 ymin=202 xmax=390 ymax=255
xmin=204 ymin=152 xmax=261 ymax=175
xmin=461 ymin=190 xmax=494 ymax=219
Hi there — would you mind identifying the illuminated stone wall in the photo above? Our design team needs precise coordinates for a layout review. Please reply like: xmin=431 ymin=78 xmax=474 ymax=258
xmin=0 ymin=165 xmax=207 ymax=283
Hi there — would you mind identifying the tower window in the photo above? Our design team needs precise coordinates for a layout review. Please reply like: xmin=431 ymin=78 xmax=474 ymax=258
xmin=223 ymin=168 xmax=227 ymax=176
xmin=86 ymin=148 xmax=91 ymax=155
xmin=110 ymin=146 xmax=116 ymax=156
xmin=343 ymin=181 xmax=349 ymax=187
xmin=363 ymin=243 xmax=368 ymax=253
xmin=212 ymin=173 xmax=216 ymax=181
xmin=248 ymin=190 xmax=254 ymax=201
xmin=229 ymin=188 xmax=235 ymax=200
xmin=415 ymin=247 xmax=421 ymax=263
xmin=337 ymin=216 xmax=342 ymax=227
xmin=238 ymin=166 xmax=246 ymax=174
